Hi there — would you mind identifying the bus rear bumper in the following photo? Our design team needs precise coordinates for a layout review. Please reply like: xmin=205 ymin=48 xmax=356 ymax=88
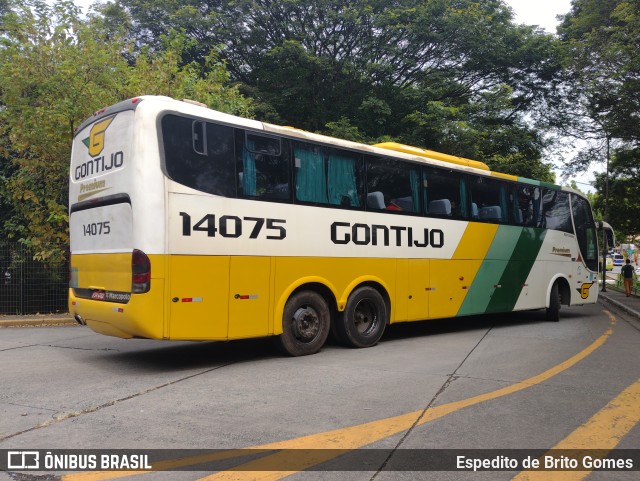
xmin=68 ymin=285 xmax=164 ymax=339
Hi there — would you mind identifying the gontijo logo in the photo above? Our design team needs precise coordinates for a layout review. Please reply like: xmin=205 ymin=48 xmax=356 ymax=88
xmin=74 ymin=114 xmax=124 ymax=182
xmin=579 ymin=282 xmax=595 ymax=300
xmin=82 ymin=115 xmax=115 ymax=157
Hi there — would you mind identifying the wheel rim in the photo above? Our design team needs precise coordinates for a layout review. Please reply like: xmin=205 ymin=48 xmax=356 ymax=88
xmin=291 ymin=306 xmax=321 ymax=343
xmin=353 ymin=299 xmax=378 ymax=335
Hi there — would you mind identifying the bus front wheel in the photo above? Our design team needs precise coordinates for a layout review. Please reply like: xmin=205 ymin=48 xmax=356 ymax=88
xmin=546 ymin=281 xmax=561 ymax=322
xmin=275 ymin=291 xmax=330 ymax=356
xmin=335 ymin=287 xmax=387 ymax=348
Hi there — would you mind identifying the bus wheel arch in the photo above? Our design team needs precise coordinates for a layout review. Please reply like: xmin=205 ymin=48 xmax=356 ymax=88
xmin=546 ymin=276 xmax=571 ymax=322
xmin=333 ymin=282 xmax=389 ymax=348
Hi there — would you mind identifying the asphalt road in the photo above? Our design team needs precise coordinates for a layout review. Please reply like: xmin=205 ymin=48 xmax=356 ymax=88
xmin=1 ymin=300 xmax=639 ymax=481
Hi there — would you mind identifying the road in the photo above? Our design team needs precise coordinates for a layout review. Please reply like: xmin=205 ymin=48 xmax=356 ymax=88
xmin=1 ymin=300 xmax=639 ymax=481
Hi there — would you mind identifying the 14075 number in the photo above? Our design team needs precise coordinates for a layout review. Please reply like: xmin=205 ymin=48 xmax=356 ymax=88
xmin=83 ymin=221 xmax=111 ymax=236
xmin=179 ymin=213 xmax=286 ymax=240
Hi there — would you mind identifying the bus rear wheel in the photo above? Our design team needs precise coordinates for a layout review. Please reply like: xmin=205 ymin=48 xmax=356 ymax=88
xmin=546 ymin=281 xmax=561 ymax=322
xmin=335 ymin=287 xmax=387 ymax=348
xmin=275 ymin=291 xmax=330 ymax=356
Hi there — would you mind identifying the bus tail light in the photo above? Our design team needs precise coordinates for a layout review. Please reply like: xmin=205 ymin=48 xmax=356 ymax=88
xmin=132 ymin=249 xmax=151 ymax=293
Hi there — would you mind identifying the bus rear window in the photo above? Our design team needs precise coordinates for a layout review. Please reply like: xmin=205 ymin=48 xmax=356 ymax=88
xmin=161 ymin=114 xmax=236 ymax=197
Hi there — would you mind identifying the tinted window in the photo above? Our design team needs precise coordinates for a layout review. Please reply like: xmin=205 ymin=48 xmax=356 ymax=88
xmin=237 ymin=130 xmax=291 ymax=201
xmin=571 ymin=194 xmax=598 ymax=271
xmin=542 ymin=189 xmax=573 ymax=233
xmin=293 ymin=141 xmax=363 ymax=207
xmin=423 ymin=168 xmax=467 ymax=218
xmin=162 ymin=115 xmax=236 ymax=197
xmin=366 ymin=157 xmax=421 ymax=213
xmin=469 ymin=176 xmax=509 ymax=223
xmin=513 ymin=185 xmax=541 ymax=227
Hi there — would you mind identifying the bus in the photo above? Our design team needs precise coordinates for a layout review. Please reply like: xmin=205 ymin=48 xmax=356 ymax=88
xmin=69 ymin=95 xmax=602 ymax=356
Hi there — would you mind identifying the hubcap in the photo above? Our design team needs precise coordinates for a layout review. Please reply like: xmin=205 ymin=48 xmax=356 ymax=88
xmin=353 ymin=299 xmax=377 ymax=335
xmin=292 ymin=306 xmax=320 ymax=342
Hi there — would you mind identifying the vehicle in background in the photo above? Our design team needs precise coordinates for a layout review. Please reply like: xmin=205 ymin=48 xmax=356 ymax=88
xmin=599 ymin=256 xmax=613 ymax=271
xmin=613 ymin=253 xmax=624 ymax=267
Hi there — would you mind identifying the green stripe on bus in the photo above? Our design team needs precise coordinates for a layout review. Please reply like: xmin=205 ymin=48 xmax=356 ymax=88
xmin=456 ymin=226 xmax=547 ymax=316
xmin=457 ymin=226 xmax=520 ymax=316
xmin=484 ymin=227 xmax=547 ymax=313
xmin=516 ymin=177 xmax=540 ymax=186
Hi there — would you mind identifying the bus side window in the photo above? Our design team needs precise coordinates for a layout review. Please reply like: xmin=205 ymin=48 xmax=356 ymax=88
xmin=424 ymin=168 xmax=466 ymax=218
xmin=327 ymin=148 xmax=362 ymax=208
xmin=469 ymin=175 xmax=509 ymax=223
xmin=366 ymin=156 xmax=420 ymax=214
xmin=571 ymin=193 xmax=598 ymax=272
xmin=237 ymin=130 xmax=291 ymax=201
xmin=515 ymin=185 xmax=541 ymax=227
xmin=541 ymin=189 xmax=572 ymax=233
xmin=294 ymin=143 xmax=327 ymax=204
xmin=292 ymin=142 xmax=363 ymax=208
xmin=161 ymin=114 xmax=235 ymax=198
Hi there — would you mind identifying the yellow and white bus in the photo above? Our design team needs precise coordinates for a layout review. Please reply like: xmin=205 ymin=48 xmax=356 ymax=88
xmin=69 ymin=95 xmax=601 ymax=356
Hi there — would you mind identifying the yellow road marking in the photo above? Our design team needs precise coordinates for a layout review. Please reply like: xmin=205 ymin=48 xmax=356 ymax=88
xmin=62 ymin=316 xmax=618 ymax=481
xmin=197 ymin=326 xmax=614 ymax=481
xmin=511 ymin=377 xmax=640 ymax=481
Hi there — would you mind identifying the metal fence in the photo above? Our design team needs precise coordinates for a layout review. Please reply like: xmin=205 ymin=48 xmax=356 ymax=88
xmin=0 ymin=243 xmax=68 ymax=315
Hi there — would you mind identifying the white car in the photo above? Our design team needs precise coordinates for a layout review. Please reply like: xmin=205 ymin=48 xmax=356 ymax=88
xmin=612 ymin=254 xmax=624 ymax=267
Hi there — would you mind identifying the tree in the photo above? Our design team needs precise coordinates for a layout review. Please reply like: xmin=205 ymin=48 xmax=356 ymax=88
xmin=117 ymin=0 xmax=558 ymax=179
xmin=554 ymin=0 xmax=640 ymax=180
xmin=0 ymin=0 xmax=251 ymax=261
xmin=592 ymin=147 xmax=640 ymax=240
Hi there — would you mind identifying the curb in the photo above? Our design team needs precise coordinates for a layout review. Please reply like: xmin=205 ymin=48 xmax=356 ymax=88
xmin=598 ymin=293 xmax=640 ymax=321
xmin=0 ymin=317 xmax=77 ymax=328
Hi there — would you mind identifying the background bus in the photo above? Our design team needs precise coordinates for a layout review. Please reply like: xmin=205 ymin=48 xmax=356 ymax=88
xmin=69 ymin=96 xmax=601 ymax=356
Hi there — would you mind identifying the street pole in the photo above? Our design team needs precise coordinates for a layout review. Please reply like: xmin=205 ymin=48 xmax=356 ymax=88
xmin=601 ymin=134 xmax=610 ymax=292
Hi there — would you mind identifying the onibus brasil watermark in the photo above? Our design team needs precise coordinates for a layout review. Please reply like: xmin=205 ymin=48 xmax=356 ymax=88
xmin=1 ymin=449 xmax=638 ymax=472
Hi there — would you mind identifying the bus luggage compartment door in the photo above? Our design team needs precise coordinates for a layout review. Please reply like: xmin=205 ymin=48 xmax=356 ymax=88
xmin=228 ymin=256 xmax=271 ymax=339
xmin=429 ymin=259 xmax=480 ymax=319
xmin=169 ymin=255 xmax=229 ymax=340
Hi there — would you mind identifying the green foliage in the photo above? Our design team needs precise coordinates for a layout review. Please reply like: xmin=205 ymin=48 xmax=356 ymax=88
xmin=2 ymin=0 xmax=636 ymax=261
xmin=0 ymin=0 xmax=125 ymax=261
xmin=118 ymin=0 xmax=558 ymax=183
xmin=0 ymin=0 xmax=251 ymax=261
xmin=592 ymin=147 xmax=640 ymax=240
xmin=555 ymin=0 xmax=640 ymax=181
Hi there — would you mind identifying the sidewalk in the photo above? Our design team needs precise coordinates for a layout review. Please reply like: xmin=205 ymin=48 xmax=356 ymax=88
xmin=0 ymin=312 xmax=76 ymax=328
xmin=598 ymin=284 xmax=640 ymax=320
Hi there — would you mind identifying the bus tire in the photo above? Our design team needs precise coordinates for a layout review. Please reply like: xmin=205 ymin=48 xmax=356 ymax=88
xmin=336 ymin=287 xmax=387 ymax=348
xmin=546 ymin=281 xmax=561 ymax=322
xmin=275 ymin=291 xmax=330 ymax=356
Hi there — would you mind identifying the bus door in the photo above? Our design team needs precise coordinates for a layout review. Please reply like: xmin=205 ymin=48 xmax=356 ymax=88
xmin=228 ymin=256 xmax=272 ymax=339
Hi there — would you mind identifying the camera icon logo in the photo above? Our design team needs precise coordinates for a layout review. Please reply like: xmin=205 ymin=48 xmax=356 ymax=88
xmin=7 ymin=451 xmax=40 ymax=469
